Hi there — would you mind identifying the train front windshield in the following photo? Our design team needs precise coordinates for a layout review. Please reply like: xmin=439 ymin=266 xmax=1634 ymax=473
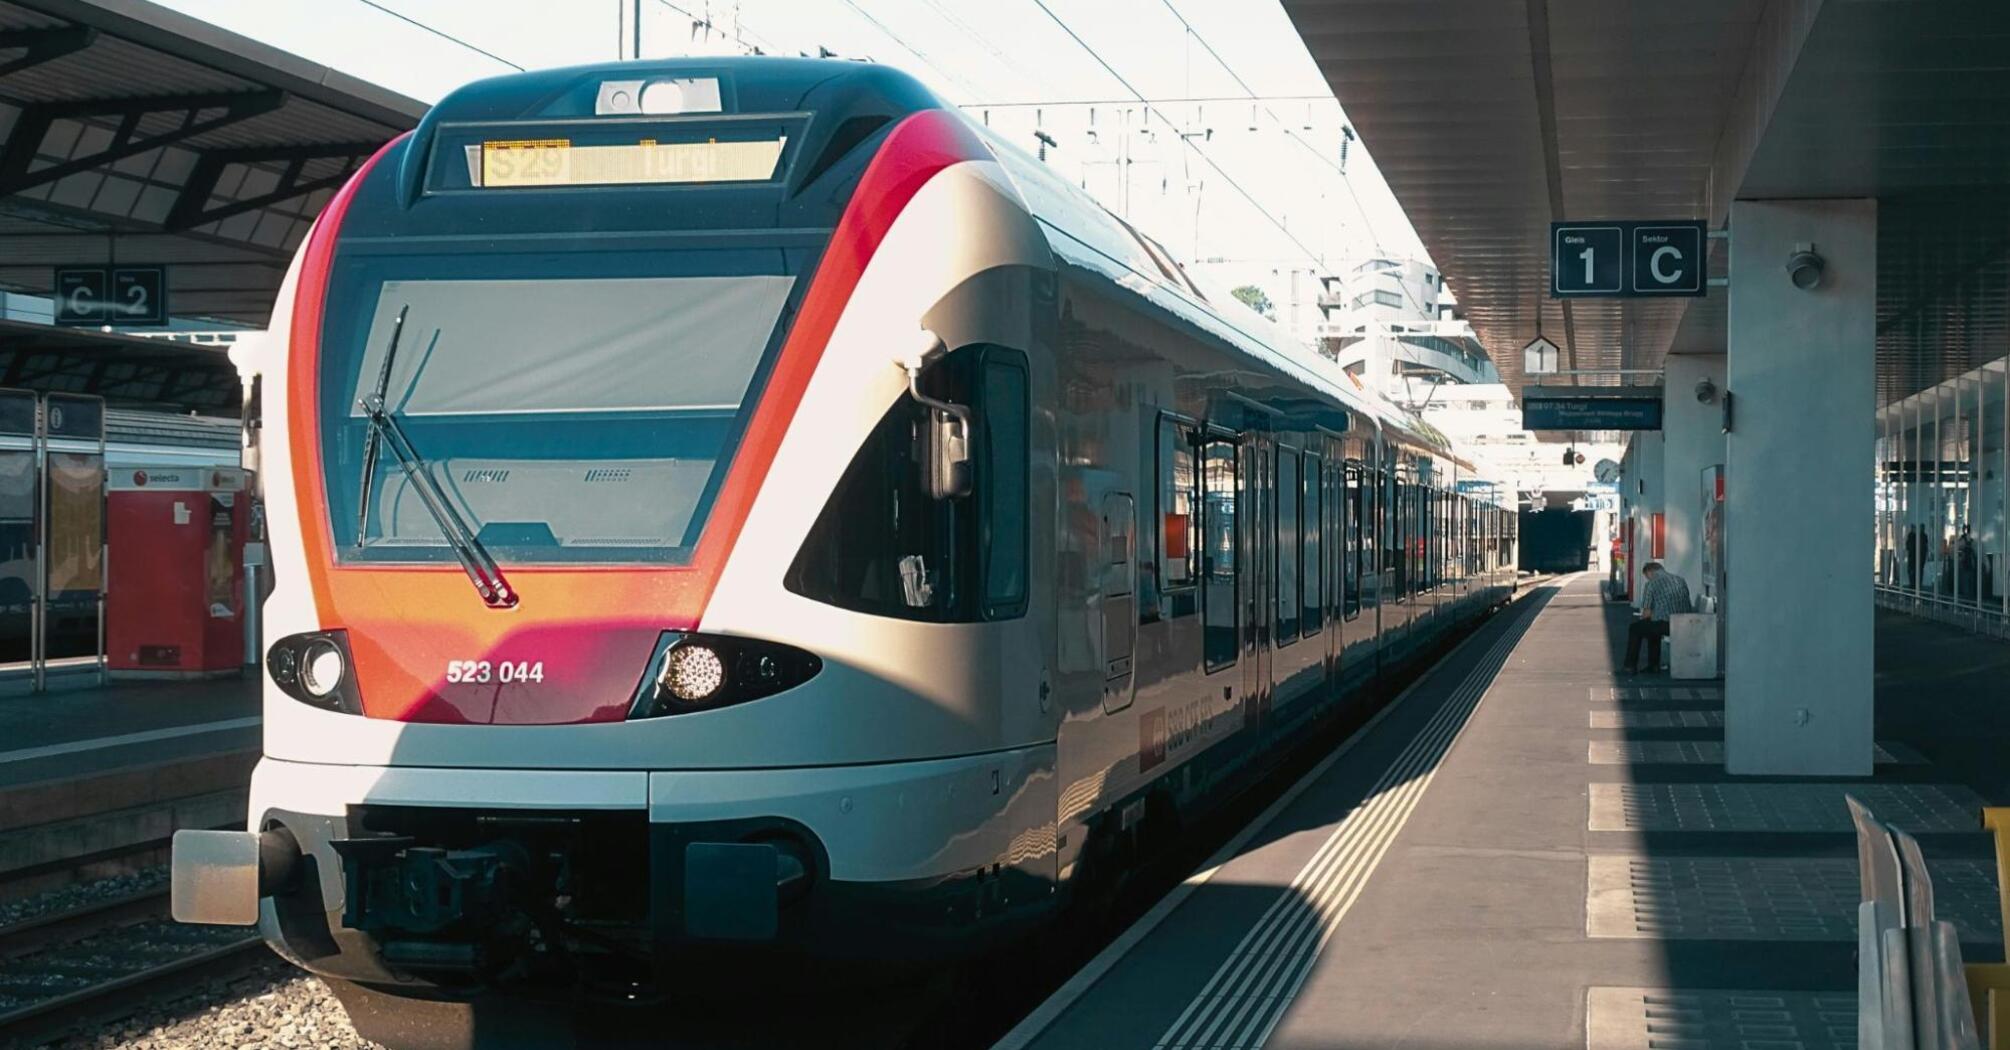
xmin=318 ymin=250 xmax=802 ymax=565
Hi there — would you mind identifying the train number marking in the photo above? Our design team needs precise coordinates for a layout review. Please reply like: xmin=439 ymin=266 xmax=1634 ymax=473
xmin=445 ymin=660 xmax=545 ymax=684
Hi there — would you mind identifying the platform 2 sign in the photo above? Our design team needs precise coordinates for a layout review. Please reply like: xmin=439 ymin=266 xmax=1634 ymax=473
xmin=1522 ymin=391 xmax=1664 ymax=431
xmin=52 ymin=265 xmax=168 ymax=326
xmin=1551 ymin=221 xmax=1706 ymax=298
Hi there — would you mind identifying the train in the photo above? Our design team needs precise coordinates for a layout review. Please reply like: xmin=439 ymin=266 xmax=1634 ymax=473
xmin=171 ymin=57 xmax=1517 ymax=1037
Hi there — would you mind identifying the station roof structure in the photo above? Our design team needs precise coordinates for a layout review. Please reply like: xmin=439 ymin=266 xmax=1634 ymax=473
xmin=0 ymin=0 xmax=424 ymax=327
xmin=1284 ymin=0 xmax=2010 ymax=407
xmin=0 ymin=316 xmax=233 ymax=412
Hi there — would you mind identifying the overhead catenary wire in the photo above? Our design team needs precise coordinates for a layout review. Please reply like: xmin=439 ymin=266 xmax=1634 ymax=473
xmin=650 ymin=0 xmax=780 ymax=56
xmin=353 ymin=0 xmax=524 ymax=70
xmin=1157 ymin=0 xmax=1434 ymax=317
xmin=1025 ymin=0 xmax=1335 ymax=278
xmin=836 ymin=0 xmax=992 ymax=100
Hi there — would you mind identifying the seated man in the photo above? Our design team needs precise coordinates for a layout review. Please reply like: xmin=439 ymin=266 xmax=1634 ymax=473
xmin=1624 ymin=561 xmax=1691 ymax=675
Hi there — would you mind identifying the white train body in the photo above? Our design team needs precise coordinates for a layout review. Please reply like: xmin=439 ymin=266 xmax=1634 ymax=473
xmin=172 ymin=58 xmax=1517 ymax=1008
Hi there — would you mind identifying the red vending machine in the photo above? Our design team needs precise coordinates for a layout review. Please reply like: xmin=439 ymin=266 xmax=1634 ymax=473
xmin=107 ymin=466 xmax=249 ymax=676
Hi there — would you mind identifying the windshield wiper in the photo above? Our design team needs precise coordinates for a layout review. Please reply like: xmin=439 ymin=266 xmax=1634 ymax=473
xmin=355 ymin=304 xmax=407 ymax=549
xmin=354 ymin=306 xmax=518 ymax=609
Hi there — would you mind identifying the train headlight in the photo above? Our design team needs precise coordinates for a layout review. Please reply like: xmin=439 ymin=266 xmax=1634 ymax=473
xmin=630 ymin=633 xmax=822 ymax=718
xmin=267 ymin=631 xmax=364 ymax=715
xmin=661 ymin=644 xmax=725 ymax=702
xmin=300 ymin=640 xmax=346 ymax=699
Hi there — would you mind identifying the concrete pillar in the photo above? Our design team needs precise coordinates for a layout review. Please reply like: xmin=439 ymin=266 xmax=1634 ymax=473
xmin=1725 ymin=199 xmax=1876 ymax=777
xmin=1662 ymin=355 xmax=1728 ymax=588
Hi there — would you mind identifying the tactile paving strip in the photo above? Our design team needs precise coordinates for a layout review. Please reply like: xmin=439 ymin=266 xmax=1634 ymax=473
xmin=1587 ymin=782 xmax=1986 ymax=833
xmin=1587 ymin=740 xmax=1911 ymax=765
xmin=1589 ymin=709 xmax=1725 ymax=729
xmin=1586 ymin=987 xmax=1855 ymax=1050
xmin=1586 ymin=854 xmax=2001 ymax=943
xmin=1592 ymin=685 xmax=1727 ymax=704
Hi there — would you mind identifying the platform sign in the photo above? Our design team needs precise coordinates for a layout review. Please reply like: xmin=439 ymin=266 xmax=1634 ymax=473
xmin=1551 ymin=221 xmax=1707 ymax=298
xmin=1522 ymin=388 xmax=1664 ymax=431
xmin=1631 ymin=224 xmax=1705 ymax=296
xmin=52 ymin=267 xmax=107 ymax=325
xmin=51 ymin=265 xmax=168 ymax=326
xmin=1551 ymin=225 xmax=1623 ymax=296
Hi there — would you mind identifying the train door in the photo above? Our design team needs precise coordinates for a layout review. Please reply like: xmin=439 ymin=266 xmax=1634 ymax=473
xmin=1324 ymin=445 xmax=1341 ymax=686
xmin=1241 ymin=432 xmax=1272 ymax=726
xmin=1098 ymin=492 xmax=1137 ymax=714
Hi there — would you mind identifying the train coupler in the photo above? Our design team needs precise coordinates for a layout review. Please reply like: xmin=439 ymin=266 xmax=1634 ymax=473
xmin=332 ymin=836 xmax=534 ymax=936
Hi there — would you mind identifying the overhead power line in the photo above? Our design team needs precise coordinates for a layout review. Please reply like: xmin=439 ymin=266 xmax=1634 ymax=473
xmin=837 ymin=0 xmax=989 ymax=100
xmin=1156 ymin=0 xmax=1435 ymax=318
xmin=1025 ymin=0 xmax=1333 ymax=276
xmin=650 ymin=0 xmax=780 ymax=56
xmin=353 ymin=0 xmax=524 ymax=70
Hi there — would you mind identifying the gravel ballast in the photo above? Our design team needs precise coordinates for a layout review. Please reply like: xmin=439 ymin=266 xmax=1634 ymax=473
xmin=44 ymin=958 xmax=379 ymax=1050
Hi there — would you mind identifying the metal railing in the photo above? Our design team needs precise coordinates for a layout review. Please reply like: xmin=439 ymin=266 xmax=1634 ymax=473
xmin=1875 ymin=585 xmax=2010 ymax=640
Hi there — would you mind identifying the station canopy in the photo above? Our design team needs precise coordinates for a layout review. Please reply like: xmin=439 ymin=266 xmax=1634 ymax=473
xmin=1284 ymin=1 xmax=2010 ymax=408
xmin=0 ymin=0 xmax=422 ymax=327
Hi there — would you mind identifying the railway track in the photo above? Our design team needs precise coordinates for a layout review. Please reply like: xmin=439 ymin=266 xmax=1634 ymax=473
xmin=0 ymin=879 xmax=266 ymax=1047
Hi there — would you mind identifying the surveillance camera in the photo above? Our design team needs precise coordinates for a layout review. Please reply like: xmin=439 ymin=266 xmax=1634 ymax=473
xmin=1786 ymin=245 xmax=1825 ymax=290
xmin=1695 ymin=378 xmax=1717 ymax=404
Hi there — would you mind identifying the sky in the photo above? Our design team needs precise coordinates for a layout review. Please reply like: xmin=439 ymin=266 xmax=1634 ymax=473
xmin=153 ymin=0 xmax=1429 ymax=287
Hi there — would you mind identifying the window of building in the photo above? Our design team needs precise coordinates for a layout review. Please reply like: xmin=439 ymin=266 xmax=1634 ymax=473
xmin=1201 ymin=437 xmax=1238 ymax=671
xmin=1277 ymin=449 xmax=1301 ymax=641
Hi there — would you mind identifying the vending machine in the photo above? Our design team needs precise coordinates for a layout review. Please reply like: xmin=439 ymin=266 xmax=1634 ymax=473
xmin=106 ymin=466 xmax=249 ymax=676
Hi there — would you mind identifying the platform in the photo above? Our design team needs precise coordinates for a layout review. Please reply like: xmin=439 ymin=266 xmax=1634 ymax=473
xmin=0 ymin=674 xmax=259 ymax=791
xmin=0 ymin=674 xmax=259 ymax=884
xmin=1002 ymin=573 xmax=2010 ymax=1050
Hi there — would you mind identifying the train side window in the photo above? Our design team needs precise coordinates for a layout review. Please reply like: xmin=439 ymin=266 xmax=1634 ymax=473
xmin=1303 ymin=453 xmax=1322 ymax=636
xmin=1201 ymin=437 xmax=1238 ymax=672
xmin=1276 ymin=448 xmax=1300 ymax=642
xmin=786 ymin=343 xmax=1024 ymax=623
xmin=1152 ymin=417 xmax=1198 ymax=622
xmin=1342 ymin=463 xmax=1362 ymax=620
xmin=980 ymin=350 xmax=1029 ymax=619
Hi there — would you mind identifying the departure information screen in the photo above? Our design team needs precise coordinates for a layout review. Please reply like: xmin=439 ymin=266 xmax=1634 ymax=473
xmin=475 ymin=136 xmax=788 ymax=188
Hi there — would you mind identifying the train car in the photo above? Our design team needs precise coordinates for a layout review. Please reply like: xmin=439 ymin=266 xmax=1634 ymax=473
xmin=171 ymin=57 xmax=1516 ymax=1032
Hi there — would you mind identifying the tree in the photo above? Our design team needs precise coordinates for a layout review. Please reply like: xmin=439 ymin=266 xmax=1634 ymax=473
xmin=1230 ymin=284 xmax=1275 ymax=319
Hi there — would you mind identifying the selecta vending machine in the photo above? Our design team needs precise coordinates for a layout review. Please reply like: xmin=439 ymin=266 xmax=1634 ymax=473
xmin=106 ymin=466 xmax=249 ymax=676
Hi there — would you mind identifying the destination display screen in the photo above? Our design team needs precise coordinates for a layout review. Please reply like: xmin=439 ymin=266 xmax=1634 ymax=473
xmin=474 ymin=136 xmax=788 ymax=188
xmin=429 ymin=115 xmax=805 ymax=193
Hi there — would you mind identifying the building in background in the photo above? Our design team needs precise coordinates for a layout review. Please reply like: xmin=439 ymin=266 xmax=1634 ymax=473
xmin=1318 ymin=256 xmax=1500 ymax=402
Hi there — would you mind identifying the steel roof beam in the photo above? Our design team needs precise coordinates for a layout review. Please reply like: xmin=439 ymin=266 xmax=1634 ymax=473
xmin=0 ymin=24 xmax=97 ymax=78
xmin=0 ymin=89 xmax=285 ymax=197
xmin=164 ymin=141 xmax=376 ymax=232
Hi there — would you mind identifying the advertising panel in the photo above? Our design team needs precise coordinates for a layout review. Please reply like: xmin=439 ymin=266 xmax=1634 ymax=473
xmin=0 ymin=390 xmax=35 ymax=665
xmin=43 ymin=394 xmax=104 ymax=663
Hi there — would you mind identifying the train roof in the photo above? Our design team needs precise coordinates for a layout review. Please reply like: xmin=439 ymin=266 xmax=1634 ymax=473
xmin=967 ymin=113 xmax=1464 ymax=464
xmin=405 ymin=56 xmax=1470 ymax=467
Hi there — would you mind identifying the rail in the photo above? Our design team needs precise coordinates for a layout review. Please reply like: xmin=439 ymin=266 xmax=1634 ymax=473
xmin=0 ymin=881 xmax=263 ymax=1044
